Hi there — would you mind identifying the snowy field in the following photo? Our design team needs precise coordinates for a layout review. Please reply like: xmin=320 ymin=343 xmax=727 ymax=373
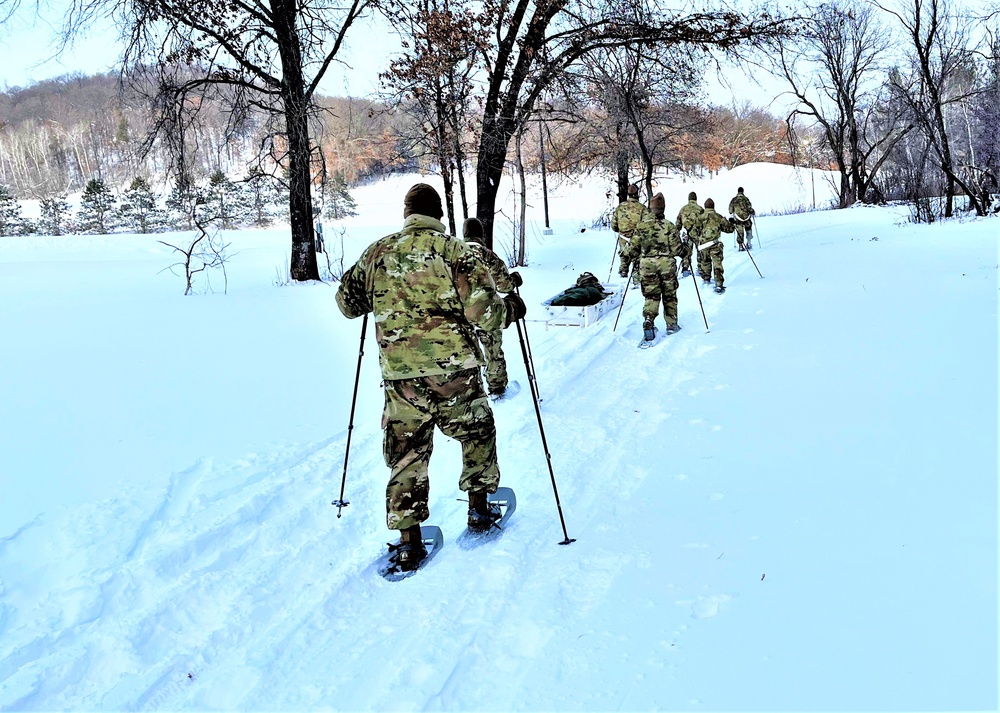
xmin=1 ymin=164 xmax=997 ymax=711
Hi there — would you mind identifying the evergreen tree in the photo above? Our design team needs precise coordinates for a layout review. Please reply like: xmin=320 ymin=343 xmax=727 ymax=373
xmin=0 ymin=185 xmax=25 ymax=237
xmin=77 ymin=178 xmax=117 ymax=234
xmin=165 ymin=174 xmax=202 ymax=230
xmin=39 ymin=196 xmax=72 ymax=236
xmin=323 ymin=172 xmax=358 ymax=220
xmin=238 ymin=167 xmax=280 ymax=227
xmin=202 ymin=169 xmax=238 ymax=228
xmin=118 ymin=177 xmax=166 ymax=234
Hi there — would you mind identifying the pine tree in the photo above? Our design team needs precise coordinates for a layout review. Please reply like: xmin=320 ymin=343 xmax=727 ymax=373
xmin=238 ymin=167 xmax=280 ymax=227
xmin=77 ymin=178 xmax=117 ymax=234
xmin=165 ymin=174 xmax=201 ymax=230
xmin=118 ymin=177 xmax=166 ymax=234
xmin=203 ymin=169 xmax=238 ymax=228
xmin=39 ymin=196 xmax=72 ymax=236
xmin=324 ymin=172 xmax=358 ymax=220
xmin=0 ymin=185 xmax=25 ymax=236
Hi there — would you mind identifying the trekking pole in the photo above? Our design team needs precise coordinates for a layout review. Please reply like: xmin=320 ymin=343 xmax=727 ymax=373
xmin=751 ymin=216 xmax=760 ymax=250
xmin=515 ymin=285 xmax=541 ymax=401
xmin=606 ymin=234 xmax=621 ymax=282
xmin=331 ymin=312 xmax=368 ymax=517
xmin=687 ymin=244 xmax=710 ymax=332
xmin=612 ymin=262 xmax=636 ymax=332
xmin=515 ymin=318 xmax=576 ymax=546
xmin=746 ymin=246 xmax=764 ymax=278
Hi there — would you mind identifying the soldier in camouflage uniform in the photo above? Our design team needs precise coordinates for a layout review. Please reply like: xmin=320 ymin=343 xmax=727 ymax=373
xmin=462 ymin=217 xmax=523 ymax=398
xmin=612 ymin=184 xmax=652 ymax=281
xmin=625 ymin=192 xmax=686 ymax=340
xmin=696 ymin=198 xmax=736 ymax=294
xmin=674 ymin=191 xmax=702 ymax=277
xmin=728 ymin=187 xmax=755 ymax=251
xmin=335 ymin=184 xmax=527 ymax=571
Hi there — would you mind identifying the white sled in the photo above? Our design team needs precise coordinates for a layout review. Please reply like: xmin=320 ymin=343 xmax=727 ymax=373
xmin=541 ymin=282 xmax=624 ymax=328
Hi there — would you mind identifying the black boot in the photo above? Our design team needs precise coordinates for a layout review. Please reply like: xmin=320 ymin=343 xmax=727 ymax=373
xmin=468 ymin=491 xmax=501 ymax=532
xmin=642 ymin=319 xmax=656 ymax=342
xmin=390 ymin=525 xmax=427 ymax=572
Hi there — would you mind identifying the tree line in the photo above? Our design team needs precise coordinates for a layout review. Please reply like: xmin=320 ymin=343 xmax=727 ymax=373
xmin=0 ymin=0 xmax=996 ymax=255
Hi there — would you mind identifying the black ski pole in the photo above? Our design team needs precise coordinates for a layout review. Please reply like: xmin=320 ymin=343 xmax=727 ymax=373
xmin=751 ymin=216 xmax=760 ymax=250
xmin=687 ymin=243 xmax=710 ymax=332
xmin=746 ymin=246 xmax=764 ymax=278
xmin=515 ymin=318 xmax=575 ymax=546
xmin=612 ymin=262 xmax=635 ymax=332
xmin=515 ymin=285 xmax=541 ymax=401
xmin=331 ymin=312 xmax=368 ymax=517
xmin=606 ymin=234 xmax=621 ymax=283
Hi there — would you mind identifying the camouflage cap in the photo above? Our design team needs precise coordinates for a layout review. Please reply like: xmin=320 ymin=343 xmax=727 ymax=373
xmin=403 ymin=183 xmax=443 ymax=219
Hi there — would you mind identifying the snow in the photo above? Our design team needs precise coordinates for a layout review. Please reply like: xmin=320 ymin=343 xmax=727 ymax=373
xmin=1 ymin=164 xmax=997 ymax=711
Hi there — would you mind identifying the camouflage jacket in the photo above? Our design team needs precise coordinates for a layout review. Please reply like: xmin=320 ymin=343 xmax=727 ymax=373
xmin=611 ymin=197 xmax=652 ymax=237
xmin=626 ymin=215 xmax=685 ymax=263
xmin=675 ymin=200 xmax=705 ymax=240
xmin=466 ymin=241 xmax=515 ymax=293
xmin=728 ymin=194 xmax=753 ymax=221
xmin=697 ymin=208 xmax=735 ymax=246
xmin=336 ymin=214 xmax=509 ymax=380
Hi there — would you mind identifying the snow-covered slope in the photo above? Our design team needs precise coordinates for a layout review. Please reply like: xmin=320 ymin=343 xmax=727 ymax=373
xmin=1 ymin=166 xmax=996 ymax=710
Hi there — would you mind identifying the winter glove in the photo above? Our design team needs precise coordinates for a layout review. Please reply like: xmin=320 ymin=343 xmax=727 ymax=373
xmin=509 ymin=271 xmax=524 ymax=288
xmin=750 ymin=208 xmax=756 ymax=216
xmin=728 ymin=214 xmax=737 ymax=222
xmin=680 ymin=228 xmax=688 ymax=243
xmin=503 ymin=293 xmax=527 ymax=327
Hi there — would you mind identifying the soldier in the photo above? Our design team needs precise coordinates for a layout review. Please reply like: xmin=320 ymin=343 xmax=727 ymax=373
xmin=728 ymin=187 xmax=755 ymax=251
xmin=625 ymin=192 xmax=686 ymax=340
xmin=674 ymin=191 xmax=703 ymax=277
xmin=336 ymin=184 xmax=527 ymax=572
xmin=612 ymin=184 xmax=652 ymax=281
xmin=696 ymin=197 xmax=736 ymax=294
xmin=462 ymin=217 xmax=523 ymax=398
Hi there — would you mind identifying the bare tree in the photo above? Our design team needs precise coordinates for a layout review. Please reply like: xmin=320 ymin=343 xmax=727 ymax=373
xmin=469 ymin=0 xmax=798 ymax=248
xmin=880 ymin=0 xmax=987 ymax=215
xmin=44 ymin=0 xmax=376 ymax=279
xmin=776 ymin=0 xmax=910 ymax=207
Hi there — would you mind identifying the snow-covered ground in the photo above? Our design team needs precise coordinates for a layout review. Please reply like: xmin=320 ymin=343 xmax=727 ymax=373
xmin=1 ymin=164 xmax=997 ymax=711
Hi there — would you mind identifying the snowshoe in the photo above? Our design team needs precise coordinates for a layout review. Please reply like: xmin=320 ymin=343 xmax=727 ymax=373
xmin=377 ymin=525 xmax=444 ymax=581
xmin=714 ymin=285 xmax=726 ymax=294
xmin=666 ymin=323 xmax=682 ymax=335
xmin=642 ymin=319 xmax=656 ymax=342
xmin=458 ymin=487 xmax=517 ymax=548
xmin=489 ymin=380 xmax=521 ymax=402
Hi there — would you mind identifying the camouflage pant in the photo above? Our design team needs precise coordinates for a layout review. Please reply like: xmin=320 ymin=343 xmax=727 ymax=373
xmin=638 ymin=256 xmax=679 ymax=326
xmin=476 ymin=328 xmax=507 ymax=394
xmin=734 ymin=220 xmax=752 ymax=248
xmin=382 ymin=369 xmax=499 ymax=530
xmin=697 ymin=243 xmax=725 ymax=287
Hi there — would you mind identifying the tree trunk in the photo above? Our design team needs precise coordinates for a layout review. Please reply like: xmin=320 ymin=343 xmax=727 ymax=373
xmin=515 ymin=127 xmax=527 ymax=267
xmin=274 ymin=0 xmax=319 ymax=282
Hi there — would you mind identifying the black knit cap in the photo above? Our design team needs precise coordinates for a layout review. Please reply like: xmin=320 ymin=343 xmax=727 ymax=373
xmin=403 ymin=183 xmax=443 ymax=219
xmin=738 ymin=187 xmax=744 ymax=193
xmin=463 ymin=217 xmax=484 ymax=243
xmin=688 ymin=191 xmax=697 ymax=201
xmin=705 ymin=198 xmax=715 ymax=209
